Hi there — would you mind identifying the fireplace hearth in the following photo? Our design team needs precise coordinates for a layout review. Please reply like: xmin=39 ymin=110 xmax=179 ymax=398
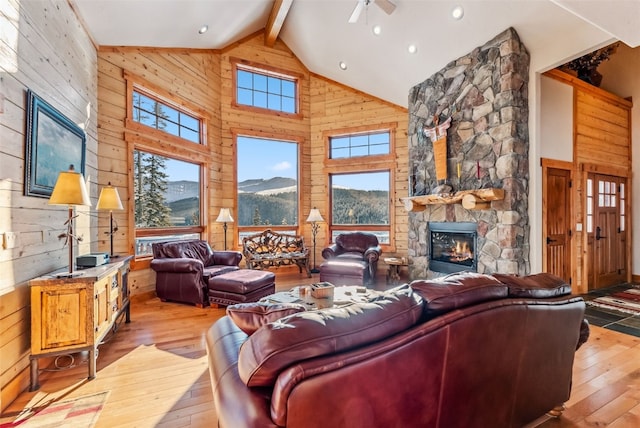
xmin=428 ymin=222 xmax=477 ymax=274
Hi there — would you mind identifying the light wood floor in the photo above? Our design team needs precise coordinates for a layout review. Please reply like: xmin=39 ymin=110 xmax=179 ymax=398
xmin=2 ymin=272 xmax=640 ymax=427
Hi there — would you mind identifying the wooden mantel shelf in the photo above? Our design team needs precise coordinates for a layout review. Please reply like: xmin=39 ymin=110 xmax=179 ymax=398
xmin=400 ymin=188 xmax=505 ymax=212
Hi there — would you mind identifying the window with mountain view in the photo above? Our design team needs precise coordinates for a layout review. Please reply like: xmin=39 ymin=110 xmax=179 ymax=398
xmin=133 ymin=150 xmax=202 ymax=256
xmin=330 ymin=171 xmax=390 ymax=244
xmin=236 ymin=136 xmax=298 ymax=238
xmin=235 ymin=65 xmax=297 ymax=114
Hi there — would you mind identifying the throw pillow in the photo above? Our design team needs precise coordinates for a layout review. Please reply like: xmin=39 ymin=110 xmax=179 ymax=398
xmin=493 ymin=273 xmax=571 ymax=298
xmin=410 ymin=272 xmax=508 ymax=316
xmin=226 ymin=302 xmax=306 ymax=336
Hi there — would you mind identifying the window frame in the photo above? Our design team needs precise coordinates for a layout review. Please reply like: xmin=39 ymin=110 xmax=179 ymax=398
xmin=231 ymin=58 xmax=303 ymax=119
xmin=323 ymin=124 xmax=397 ymax=251
xmin=124 ymin=71 xmax=209 ymax=150
xmin=233 ymin=130 xmax=303 ymax=240
xmin=124 ymin=73 xmax=210 ymax=269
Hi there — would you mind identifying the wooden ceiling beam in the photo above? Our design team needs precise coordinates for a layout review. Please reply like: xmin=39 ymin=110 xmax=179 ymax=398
xmin=265 ymin=0 xmax=293 ymax=47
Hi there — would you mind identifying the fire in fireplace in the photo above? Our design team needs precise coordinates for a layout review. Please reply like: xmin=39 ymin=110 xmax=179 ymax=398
xmin=428 ymin=222 xmax=477 ymax=274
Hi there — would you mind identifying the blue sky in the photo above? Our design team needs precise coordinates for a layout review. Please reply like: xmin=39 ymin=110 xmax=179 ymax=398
xmin=164 ymin=136 xmax=389 ymax=191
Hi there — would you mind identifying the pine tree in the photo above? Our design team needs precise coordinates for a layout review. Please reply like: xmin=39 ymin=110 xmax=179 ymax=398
xmin=252 ymin=208 xmax=262 ymax=225
xmin=134 ymin=151 xmax=172 ymax=227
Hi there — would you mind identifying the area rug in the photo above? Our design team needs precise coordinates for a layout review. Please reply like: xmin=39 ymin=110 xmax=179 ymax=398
xmin=0 ymin=391 xmax=109 ymax=428
xmin=586 ymin=288 xmax=640 ymax=315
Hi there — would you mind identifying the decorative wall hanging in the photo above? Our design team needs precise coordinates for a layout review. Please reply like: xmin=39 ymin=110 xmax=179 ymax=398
xmin=423 ymin=116 xmax=451 ymax=182
xmin=24 ymin=89 xmax=86 ymax=198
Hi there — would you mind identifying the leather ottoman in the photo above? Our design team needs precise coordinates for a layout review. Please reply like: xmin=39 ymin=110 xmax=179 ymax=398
xmin=319 ymin=259 xmax=367 ymax=286
xmin=208 ymin=269 xmax=276 ymax=307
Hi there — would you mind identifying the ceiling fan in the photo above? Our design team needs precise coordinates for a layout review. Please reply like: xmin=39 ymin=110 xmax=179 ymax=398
xmin=348 ymin=0 xmax=397 ymax=24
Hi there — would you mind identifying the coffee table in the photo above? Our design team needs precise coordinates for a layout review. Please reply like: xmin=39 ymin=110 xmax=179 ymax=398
xmin=261 ymin=285 xmax=379 ymax=310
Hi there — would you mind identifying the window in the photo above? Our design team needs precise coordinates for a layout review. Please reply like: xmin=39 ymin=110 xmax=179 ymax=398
xmin=132 ymin=90 xmax=202 ymax=143
xmin=125 ymin=76 xmax=209 ymax=263
xmin=133 ymin=150 xmax=203 ymax=256
xmin=325 ymin=125 xmax=395 ymax=246
xmin=330 ymin=171 xmax=390 ymax=244
xmin=330 ymin=131 xmax=390 ymax=159
xmin=236 ymin=65 xmax=297 ymax=114
xmin=236 ymin=136 xmax=299 ymax=238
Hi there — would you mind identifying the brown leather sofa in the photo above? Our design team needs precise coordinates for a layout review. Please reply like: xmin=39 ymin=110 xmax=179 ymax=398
xmin=205 ymin=272 xmax=589 ymax=428
xmin=151 ymin=239 xmax=242 ymax=307
xmin=319 ymin=232 xmax=382 ymax=285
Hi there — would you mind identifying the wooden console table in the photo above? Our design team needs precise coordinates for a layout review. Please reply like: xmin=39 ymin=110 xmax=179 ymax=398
xmin=29 ymin=256 xmax=131 ymax=390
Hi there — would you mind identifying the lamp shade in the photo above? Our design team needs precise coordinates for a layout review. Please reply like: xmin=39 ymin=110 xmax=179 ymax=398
xmin=48 ymin=165 xmax=91 ymax=206
xmin=96 ymin=183 xmax=123 ymax=211
xmin=215 ymin=208 xmax=234 ymax=223
xmin=306 ymin=208 xmax=324 ymax=223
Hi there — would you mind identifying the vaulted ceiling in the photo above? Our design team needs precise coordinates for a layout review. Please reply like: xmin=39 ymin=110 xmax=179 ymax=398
xmin=73 ymin=0 xmax=640 ymax=107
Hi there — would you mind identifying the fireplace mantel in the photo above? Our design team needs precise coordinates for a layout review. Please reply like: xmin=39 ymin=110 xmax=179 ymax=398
xmin=401 ymin=188 xmax=504 ymax=212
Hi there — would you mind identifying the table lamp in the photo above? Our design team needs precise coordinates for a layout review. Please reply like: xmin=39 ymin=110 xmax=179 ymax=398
xmin=306 ymin=207 xmax=324 ymax=273
xmin=216 ymin=208 xmax=234 ymax=250
xmin=96 ymin=182 xmax=124 ymax=258
xmin=48 ymin=165 xmax=91 ymax=277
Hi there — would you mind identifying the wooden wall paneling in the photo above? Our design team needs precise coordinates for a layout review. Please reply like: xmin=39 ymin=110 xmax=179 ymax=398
xmin=0 ymin=0 xmax=98 ymax=412
xmin=309 ymin=75 xmax=408 ymax=258
xmin=571 ymin=81 xmax=632 ymax=292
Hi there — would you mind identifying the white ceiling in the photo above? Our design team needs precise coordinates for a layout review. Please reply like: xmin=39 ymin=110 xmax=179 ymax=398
xmin=73 ymin=0 xmax=640 ymax=107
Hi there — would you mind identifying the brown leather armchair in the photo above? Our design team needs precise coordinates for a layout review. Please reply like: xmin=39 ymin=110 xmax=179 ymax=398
xmin=320 ymin=232 xmax=382 ymax=285
xmin=151 ymin=240 xmax=242 ymax=307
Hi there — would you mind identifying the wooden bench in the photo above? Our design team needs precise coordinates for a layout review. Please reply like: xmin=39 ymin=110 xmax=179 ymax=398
xmin=242 ymin=229 xmax=311 ymax=277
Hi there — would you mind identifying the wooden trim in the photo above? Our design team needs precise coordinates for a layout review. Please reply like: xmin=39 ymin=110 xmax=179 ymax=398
xmin=580 ymin=162 xmax=630 ymax=178
xmin=100 ymin=46 xmax=218 ymax=55
xmin=265 ymin=0 xmax=293 ymax=47
xmin=540 ymin=158 xmax=573 ymax=169
xmin=230 ymin=57 xmax=305 ymax=81
xmin=544 ymin=69 xmax=633 ymax=109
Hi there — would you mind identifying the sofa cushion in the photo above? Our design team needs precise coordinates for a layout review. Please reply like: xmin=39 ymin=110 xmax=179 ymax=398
xmin=152 ymin=239 xmax=212 ymax=262
xmin=410 ymin=272 xmax=508 ymax=317
xmin=226 ymin=302 xmax=306 ymax=335
xmin=493 ymin=273 xmax=571 ymax=298
xmin=335 ymin=232 xmax=379 ymax=253
xmin=237 ymin=284 xmax=424 ymax=387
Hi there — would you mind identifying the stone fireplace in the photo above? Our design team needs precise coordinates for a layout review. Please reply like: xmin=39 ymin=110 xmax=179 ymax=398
xmin=407 ymin=28 xmax=530 ymax=279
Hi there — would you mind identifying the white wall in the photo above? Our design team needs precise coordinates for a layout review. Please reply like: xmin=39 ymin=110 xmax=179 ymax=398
xmin=540 ymin=76 xmax=574 ymax=161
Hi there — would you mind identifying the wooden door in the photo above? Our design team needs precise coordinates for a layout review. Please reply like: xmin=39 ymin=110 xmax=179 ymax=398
xmin=591 ymin=174 xmax=626 ymax=289
xmin=543 ymin=167 xmax=571 ymax=282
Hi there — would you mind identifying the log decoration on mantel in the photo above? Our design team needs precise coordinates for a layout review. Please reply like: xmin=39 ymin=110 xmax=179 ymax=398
xmin=400 ymin=188 xmax=505 ymax=212
xmin=423 ymin=116 xmax=451 ymax=182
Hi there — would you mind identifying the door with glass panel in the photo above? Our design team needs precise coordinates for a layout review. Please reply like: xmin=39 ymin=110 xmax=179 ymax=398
xmin=587 ymin=174 xmax=627 ymax=289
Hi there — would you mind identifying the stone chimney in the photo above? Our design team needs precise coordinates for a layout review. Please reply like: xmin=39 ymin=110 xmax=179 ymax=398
xmin=407 ymin=27 xmax=530 ymax=279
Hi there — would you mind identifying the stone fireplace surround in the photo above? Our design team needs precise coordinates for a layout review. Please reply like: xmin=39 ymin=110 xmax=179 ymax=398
xmin=407 ymin=27 xmax=530 ymax=279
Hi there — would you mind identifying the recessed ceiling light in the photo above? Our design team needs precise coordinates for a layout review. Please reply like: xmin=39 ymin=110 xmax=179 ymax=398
xmin=198 ymin=25 xmax=209 ymax=34
xmin=372 ymin=25 xmax=382 ymax=36
xmin=339 ymin=61 xmax=348 ymax=70
xmin=407 ymin=44 xmax=418 ymax=54
xmin=451 ymin=5 xmax=464 ymax=20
